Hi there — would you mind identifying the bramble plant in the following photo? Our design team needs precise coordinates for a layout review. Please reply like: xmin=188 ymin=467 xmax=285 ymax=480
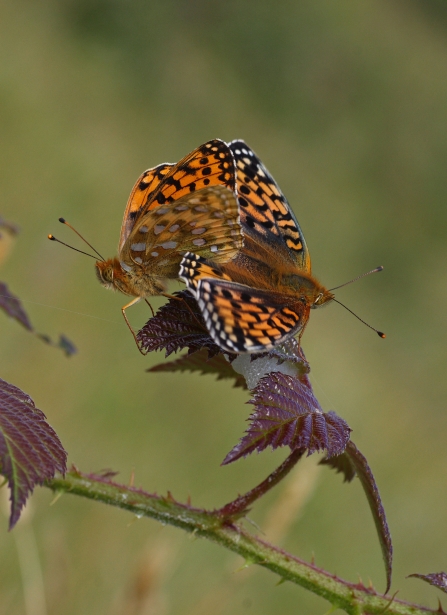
xmin=0 ymin=217 xmax=446 ymax=615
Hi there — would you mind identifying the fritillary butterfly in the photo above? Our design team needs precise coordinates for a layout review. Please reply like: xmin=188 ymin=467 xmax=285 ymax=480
xmin=179 ymin=140 xmax=334 ymax=353
xmin=94 ymin=139 xmax=244 ymax=347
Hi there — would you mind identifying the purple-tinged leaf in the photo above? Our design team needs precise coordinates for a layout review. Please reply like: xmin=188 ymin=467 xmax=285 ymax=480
xmin=148 ymin=348 xmax=247 ymax=389
xmin=0 ymin=282 xmax=76 ymax=356
xmin=319 ymin=450 xmax=357 ymax=482
xmin=0 ymin=378 xmax=67 ymax=529
xmin=0 ymin=281 xmax=33 ymax=331
xmin=57 ymin=334 xmax=77 ymax=357
xmin=37 ymin=333 xmax=77 ymax=357
xmin=137 ymin=291 xmax=223 ymax=358
xmin=408 ymin=572 xmax=447 ymax=595
xmin=223 ymin=372 xmax=351 ymax=465
xmin=323 ymin=441 xmax=393 ymax=594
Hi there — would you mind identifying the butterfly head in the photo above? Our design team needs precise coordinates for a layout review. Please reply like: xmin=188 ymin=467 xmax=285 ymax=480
xmin=95 ymin=257 xmax=166 ymax=297
xmin=95 ymin=257 xmax=139 ymax=296
xmin=312 ymin=288 xmax=334 ymax=308
xmin=95 ymin=258 xmax=121 ymax=290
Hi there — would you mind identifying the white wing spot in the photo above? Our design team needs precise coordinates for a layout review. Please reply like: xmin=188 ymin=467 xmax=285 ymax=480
xmin=134 ymin=257 xmax=143 ymax=264
xmin=194 ymin=206 xmax=208 ymax=213
xmin=160 ymin=241 xmax=178 ymax=250
xmin=131 ymin=242 xmax=146 ymax=251
xmin=175 ymin=204 xmax=189 ymax=211
xmin=193 ymin=238 xmax=206 ymax=246
xmin=139 ymin=225 xmax=149 ymax=233
xmin=210 ymin=245 xmax=218 ymax=253
xmin=169 ymin=224 xmax=180 ymax=233
xmin=120 ymin=261 xmax=132 ymax=273
xmin=191 ymin=227 xmax=206 ymax=235
xmin=151 ymin=251 xmax=159 ymax=257
xmin=155 ymin=207 xmax=170 ymax=215
xmin=154 ymin=225 xmax=166 ymax=235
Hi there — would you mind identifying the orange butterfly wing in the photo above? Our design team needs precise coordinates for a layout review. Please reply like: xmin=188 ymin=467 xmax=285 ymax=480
xmin=179 ymin=252 xmax=307 ymax=353
xmin=119 ymin=139 xmax=236 ymax=252
xmin=229 ymin=140 xmax=311 ymax=273
xmin=119 ymin=163 xmax=174 ymax=252
xmin=120 ymin=185 xmax=243 ymax=278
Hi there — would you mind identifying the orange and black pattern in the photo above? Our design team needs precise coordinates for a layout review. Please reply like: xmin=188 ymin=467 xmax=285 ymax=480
xmin=179 ymin=140 xmax=333 ymax=354
xmin=228 ymin=139 xmax=311 ymax=272
xmin=96 ymin=139 xmax=244 ymax=305
xmin=120 ymin=140 xmax=237 ymax=251
xmin=179 ymin=252 xmax=308 ymax=353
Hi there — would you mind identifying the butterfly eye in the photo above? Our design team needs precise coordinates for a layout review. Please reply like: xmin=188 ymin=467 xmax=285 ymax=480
xmin=95 ymin=260 xmax=115 ymax=289
xmin=314 ymin=293 xmax=324 ymax=305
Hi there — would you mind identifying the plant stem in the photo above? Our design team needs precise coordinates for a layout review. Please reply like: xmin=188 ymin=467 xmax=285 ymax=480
xmin=216 ymin=447 xmax=305 ymax=519
xmin=46 ymin=470 xmax=436 ymax=615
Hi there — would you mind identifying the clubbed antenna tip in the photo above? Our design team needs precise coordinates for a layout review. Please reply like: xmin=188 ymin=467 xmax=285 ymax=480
xmin=51 ymin=217 xmax=105 ymax=261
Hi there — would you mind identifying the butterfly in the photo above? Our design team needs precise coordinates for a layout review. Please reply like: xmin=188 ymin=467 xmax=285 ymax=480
xmin=179 ymin=140 xmax=334 ymax=354
xmin=94 ymin=139 xmax=244 ymax=347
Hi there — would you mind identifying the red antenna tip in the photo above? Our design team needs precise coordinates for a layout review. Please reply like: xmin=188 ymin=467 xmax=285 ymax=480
xmin=378 ymin=331 xmax=386 ymax=339
xmin=48 ymin=234 xmax=55 ymax=240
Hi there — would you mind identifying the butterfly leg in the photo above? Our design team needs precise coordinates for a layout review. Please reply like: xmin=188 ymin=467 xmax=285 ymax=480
xmin=144 ymin=298 xmax=155 ymax=318
xmin=121 ymin=297 xmax=147 ymax=355
xmin=296 ymin=322 xmax=309 ymax=362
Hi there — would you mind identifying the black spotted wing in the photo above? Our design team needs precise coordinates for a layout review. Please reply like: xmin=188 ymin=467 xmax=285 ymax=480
xmin=120 ymin=139 xmax=237 ymax=253
xmin=180 ymin=252 xmax=307 ymax=353
xmin=120 ymin=186 xmax=243 ymax=278
xmin=228 ymin=139 xmax=311 ymax=273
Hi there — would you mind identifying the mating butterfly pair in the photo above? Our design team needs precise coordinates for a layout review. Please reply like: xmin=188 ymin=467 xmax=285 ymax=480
xmin=93 ymin=138 xmax=333 ymax=353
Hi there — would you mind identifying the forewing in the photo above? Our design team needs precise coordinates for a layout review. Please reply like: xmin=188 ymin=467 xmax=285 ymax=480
xmin=119 ymin=162 xmax=174 ymax=252
xmin=120 ymin=139 xmax=236 ymax=252
xmin=121 ymin=186 xmax=243 ymax=278
xmin=180 ymin=252 xmax=307 ymax=353
xmin=145 ymin=139 xmax=236 ymax=210
xmin=229 ymin=139 xmax=311 ymax=273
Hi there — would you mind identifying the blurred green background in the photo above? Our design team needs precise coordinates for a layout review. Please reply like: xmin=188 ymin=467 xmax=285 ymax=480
xmin=1 ymin=1 xmax=447 ymax=613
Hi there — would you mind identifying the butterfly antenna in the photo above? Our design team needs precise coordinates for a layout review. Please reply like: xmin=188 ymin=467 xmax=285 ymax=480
xmin=329 ymin=266 xmax=383 ymax=292
xmin=58 ymin=217 xmax=105 ymax=261
xmin=332 ymin=298 xmax=385 ymax=338
xmin=48 ymin=235 xmax=99 ymax=260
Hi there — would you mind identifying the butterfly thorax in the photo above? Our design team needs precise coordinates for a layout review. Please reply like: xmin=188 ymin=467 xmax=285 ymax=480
xmin=280 ymin=272 xmax=334 ymax=308
xmin=219 ymin=248 xmax=333 ymax=308
xmin=95 ymin=258 xmax=167 ymax=297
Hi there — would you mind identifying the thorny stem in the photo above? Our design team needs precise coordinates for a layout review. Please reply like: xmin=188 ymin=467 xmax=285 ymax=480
xmin=216 ymin=447 xmax=305 ymax=519
xmin=46 ymin=470 xmax=439 ymax=615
